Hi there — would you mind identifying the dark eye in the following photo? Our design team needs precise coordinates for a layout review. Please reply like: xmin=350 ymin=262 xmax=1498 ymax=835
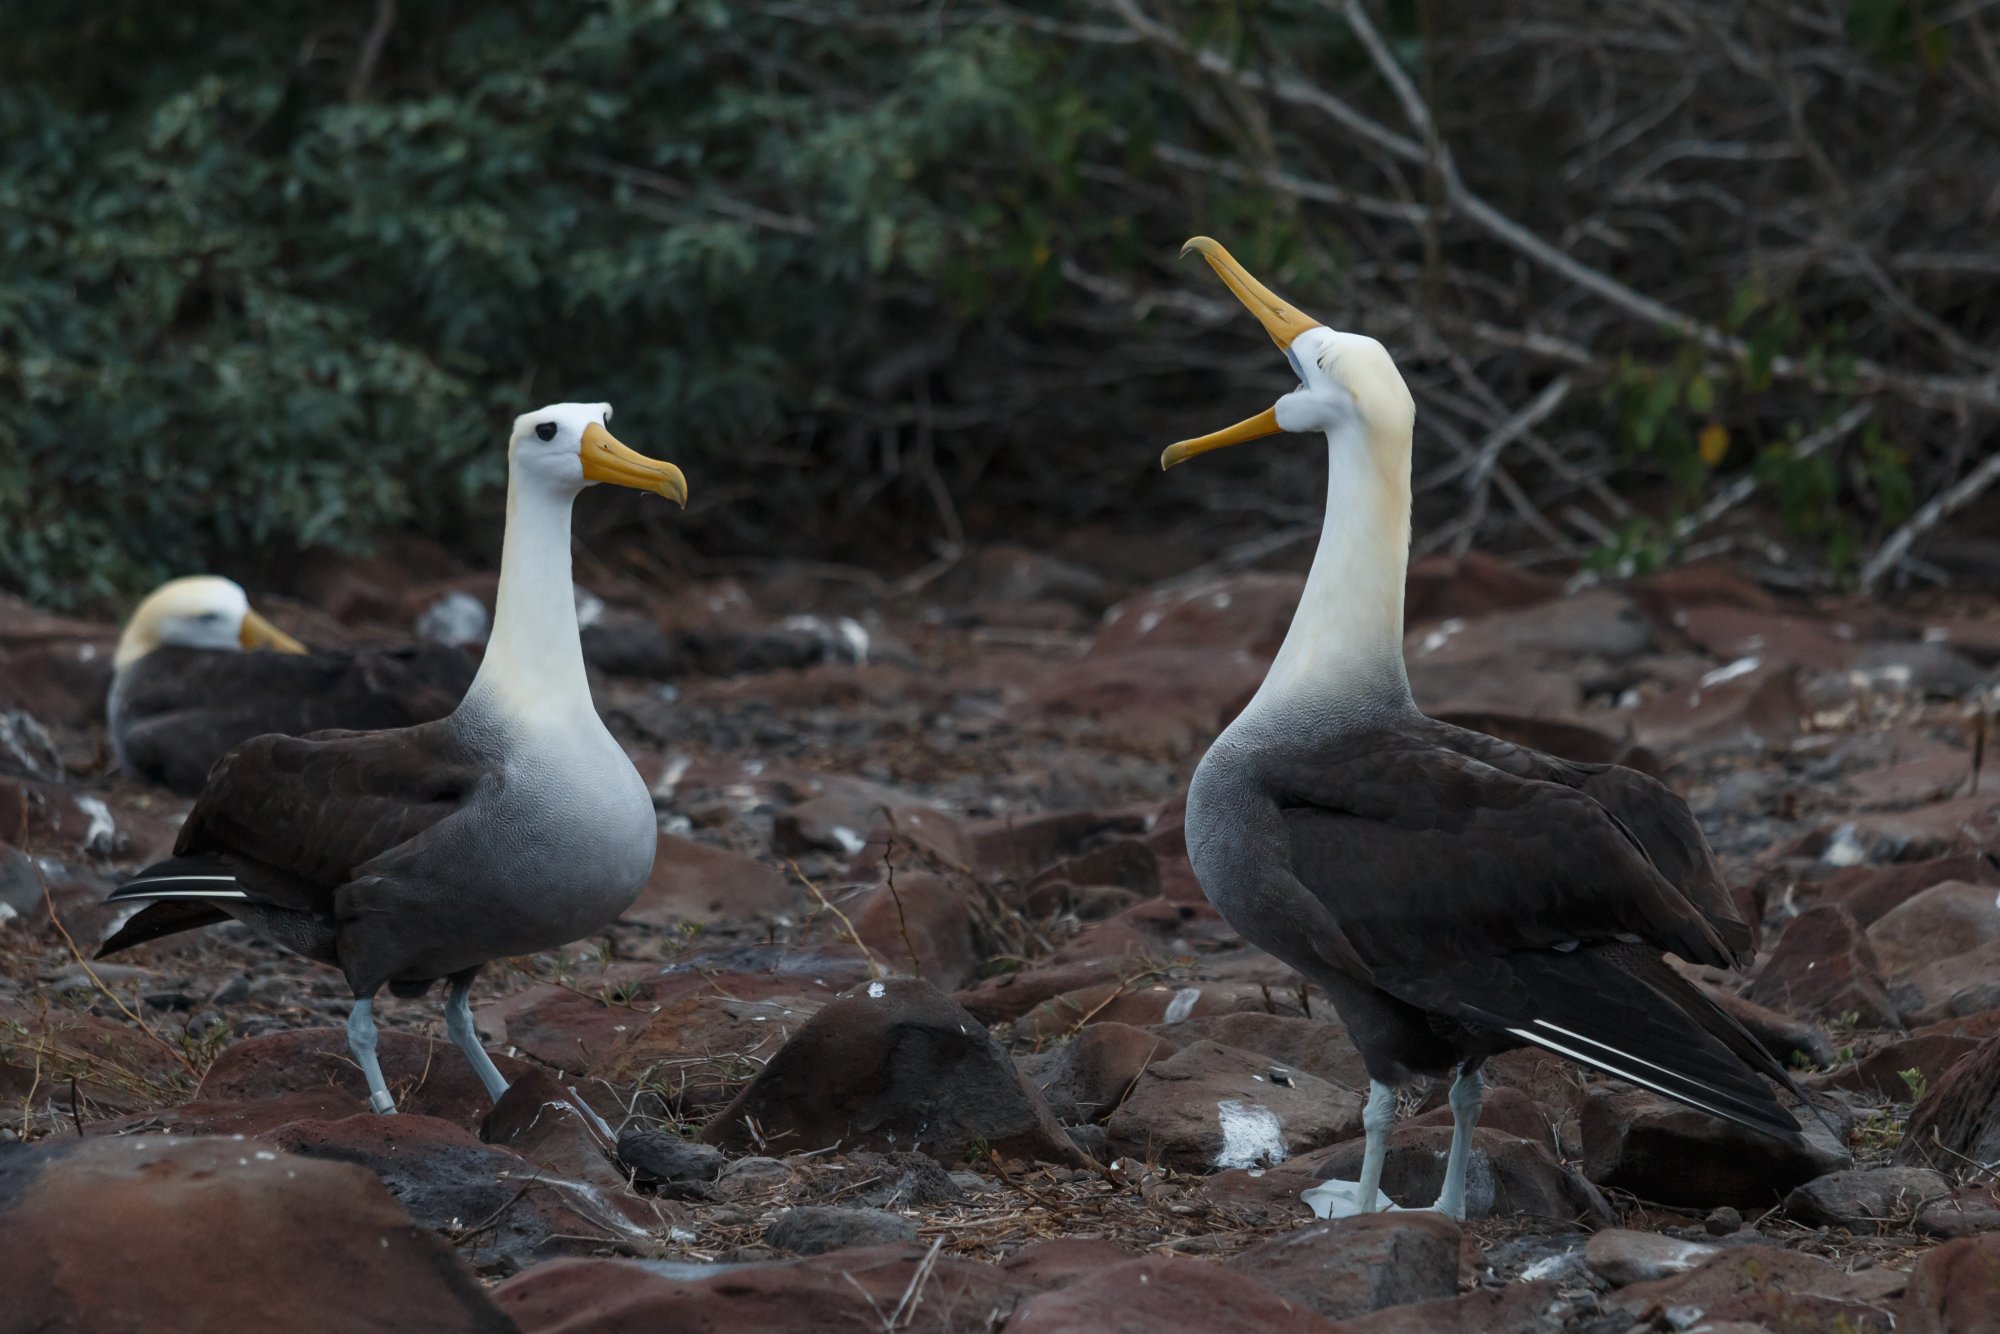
xmin=602 ymin=407 xmax=612 ymax=426
xmin=535 ymin=422 xmax=557 ymax=441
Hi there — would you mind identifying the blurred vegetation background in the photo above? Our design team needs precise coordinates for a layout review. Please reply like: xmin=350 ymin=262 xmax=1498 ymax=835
xmin=2 ymin=0 xmax=1995 ymax=609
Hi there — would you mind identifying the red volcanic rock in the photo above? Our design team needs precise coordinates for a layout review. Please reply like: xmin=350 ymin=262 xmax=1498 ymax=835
xmin=1340 ymin=1280 xmax=1566 ymax=1334
xmin=1155 ymin=1012 xmax=1370 ymax=1093
xmin=1898 ymin=1032 xmax=2000 ymax=1173
xmin=0 ymin=1134 xmax=510 ymax=1332
xmin=1582 ymin=1084 xmax=1849 ymax=1208
xmin=702 ymin=978 xmax=1084 ymax=1165
xmin=845 ymin=870 xmax=979 ymax=990
xmin=953 ymin=957 xmax=1135 ymax=1025
xmin=495 ymin=1247 xmax=1033 ymax=1334
xmin=1299 ymin=1124 xmax=1608 ymax=1222
xmin=481 ymin=1068 xmax=625 ymax=1190
xmin=1629 ymin=562 xmax=1780 ymax=623
xmin=1867 ymin=880 xmax=2000 ymax=976
xmin=1825 ymin=1030 xmax=1986 ymax=1101
xmin=1024 ymin=1021 xmax=1180 ymax=1126
xmin=1225 ymin=1213 xmax=1460 ymax=1321
xmin=1091 ymin=573 xmax=1305 ymax=659
xmin=962 ymin=809 xmax=1147 ymax=883
xmin=1408 ymin=1086 xmax=1555 ymax=1146
xmin=844 ymin=805 xmax=971 ymax=878
xmin=1818 ymin=853 xmax=2000 ymax=927
xmin=1627 ymin=657 xmax=1802 ymax=755
xmin=1677 ymin=604 xmax=1860 ymax=673
xmin=1007 ymin=1254 xmax=1340 ymax=1334
xmin=1603 ymin=1246 xmax=1903 ymax=1329
xmin=197 ymin=1027 xmax=535 ymax=1131
xmin=589 ymin=983 xmax=828 ymax=1116
xmin=1029 ymin=644 xmax=1270 ymax=753
xmin=1016 ymin=980 xmax=1271 ymax=1043
xmin=999 ymin=1238 xmax=1141 ymax=1289
xmin=623 ymin=833 xmax=796 ymax=926
xmin=0 ymin=1003 xmax=189 ymax=1115
xmin=1786 ymin=1166 xmax=1951 ymax=1234
xmin=1104 ymin=1040 xmax=1362 ymax=1172
xmin=1915 ymin=1183 xmax=2000 ymax=1240
xmin=264 ymin=1112 xmax=664 ymax=1276
xmin=1025 ymin=837 xmax=1160 ymax=898
xmin=1744 ymin=904 xmax=1899 ymax=1028
xmin=1404 ymin=551 xmax=1560 ymax=627
xmin=1900 ymin=1233 xmax=2000 ymax=1333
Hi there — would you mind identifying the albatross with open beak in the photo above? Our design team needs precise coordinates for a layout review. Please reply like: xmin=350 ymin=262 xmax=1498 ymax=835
xmin=1159 ymin=238 xmax=1805 ymax=1219
xmin=99 ymin=403 xmax=687 ymax=1114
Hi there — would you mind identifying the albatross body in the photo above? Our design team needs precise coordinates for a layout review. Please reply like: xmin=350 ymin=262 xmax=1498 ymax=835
xmin=1160 ymin=239 xmax=1804 ymax=1218
xmin=109 ymin=576 xmax=475 ymax=795
xmin=100 ymin=403 xmax=687 ymax=1112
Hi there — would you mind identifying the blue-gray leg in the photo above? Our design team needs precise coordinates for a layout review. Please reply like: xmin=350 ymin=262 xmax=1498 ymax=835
xmin=1432 ymin=1063 xmax=1484 ymax=1219
xmin=347 ymin=997 xmax=397 ymax=1115
xmin=446 ymin=973 xmax=511 ymax=1104
xmin=1355 ymin=1078 xmax=1397 ymax=1213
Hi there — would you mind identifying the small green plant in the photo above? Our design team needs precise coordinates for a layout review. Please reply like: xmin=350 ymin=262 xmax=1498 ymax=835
xmin=1899 ymin=1067 xmax=1928 ymax=1104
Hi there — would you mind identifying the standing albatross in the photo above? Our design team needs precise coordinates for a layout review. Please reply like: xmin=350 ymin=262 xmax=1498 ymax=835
xmin=99 ymin=403 xmax=686 ymax=1113
xmin=109 ymin=576 xmax=476 ymax=795
xmin=1158 ymin=239 xmax=1806 ymax=1219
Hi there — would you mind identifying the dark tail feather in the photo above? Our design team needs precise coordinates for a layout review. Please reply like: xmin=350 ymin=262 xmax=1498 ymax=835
xmin=108 ymin=855 xmax=246 ymax=902
xmin=1430 ymin=945 xmax=1805 ymax=1146
xmin=99 ymin=900 xmax=230 ymax=957
xmin=98 ymin=855 xmax=244 ymax=957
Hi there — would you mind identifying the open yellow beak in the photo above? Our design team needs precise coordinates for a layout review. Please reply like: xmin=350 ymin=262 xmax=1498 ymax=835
xmin=580 ymin=421 xmax=688 ymax=506
xmin=1161 ymin=237 xmax=1324 ymax=471
xmin=240 ymin=609 xmax=307 ymax=654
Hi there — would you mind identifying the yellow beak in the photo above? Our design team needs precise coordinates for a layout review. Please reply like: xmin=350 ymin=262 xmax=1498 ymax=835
xmin=579 ymin=421 xmax=689 ymax=506
xmin=240 ymin=609 xmax=307 ymax=654
xmin=1161 ymin=238 xmax=1325 ymax=471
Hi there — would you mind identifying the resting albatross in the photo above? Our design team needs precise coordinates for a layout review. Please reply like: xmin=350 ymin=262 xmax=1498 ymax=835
xmin=1159 ymin=238 xmax=1805 ymax=1219
xmin=110 ymin=576 xmax=476 ymax=795
xmin=99 ymin=403 xmax=686 ymax=1113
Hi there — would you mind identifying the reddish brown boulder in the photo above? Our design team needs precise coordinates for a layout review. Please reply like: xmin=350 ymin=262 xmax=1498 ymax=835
xmin=1582 ymin=1084 xmax=1849 ymax=1208
xmin=1627 ymin=658 xmax=1802 ymax=755
xmin=0 ymin=1003 xmax=191 ymax=1116
xmin=1224 ymin=1214 xmax=1459 ymax=1320
xmin=1029 ymin=645 xmax=1269 ymax=753
xmin=1017 ymin=980 xmax=1270 ymax=1042
xmin=1405 ymin=551 xmax=1560 ymax=627
xmin=1820 ymin=853 xmax=2000 ymax=927
xmin=1868 ymin=879 xmax=2000 ymax=975
xmin=1339 ymin=1280 xmax=1564 ymax=1334
xmin=481 ymin=1068 xmax=624 ymax=1189
xmin=590 ymin=985 xmax=827 ymax=1116
xmin=844 ymin=806 xmax=972 ymax=879
xmin=1297 ymin=1124 xmax=1608 ymax=1222
xmin=1900 ymin=1232 xmax=2000 ymax=1333
xmin=1091 ymin=574 xmax=1304 ymax=659
xmin=1154 ymin=1012 xmax=1369 ymax=1093
xmin=1000 ymin=1238 xmax=1142 ymax=1288
xmin=1744 ymin=904 xmax=1899 ymax=1028
xmin=961 ymin=809 xmax=1146 ymax=883
xmin=198 ymin=1027 xmax=535 ymax=1130
xmin=1025 ymin=1021 xmax=1179 ymax=1125
xmin=1894 ymin=941 xmax=2000 ymax=1028
xmin=495 ymin=1246 xmax=1031 ymax=1333
xmin=1604 ymin=1246 xmax=1904 ymax=1328
xmin=954 ymin=957 xmax=1133 ymax=1025
xmin=265 ymin=1113 xmax=663 ymax=1275
xmin=1007 ymin=1254 xmax=1339 ymax=1334
xmin=1409 ymin=1086 xmax=1555 ymax=1145
xmin=0 ymin=1134 xmax=510 ymax=1332
xmin=703 ymin=978 xmax=1085 ymax=1165
xmin=1898 ymin=1032 xmax=2000 ymax=1172
xmin=1104 ymin=1040 xmax=1362 ymax=1171
xmin=845 ymin=870 xmax=979 ymax=990
xmin=1825 ymin=1032 xmax=1982 ymax=1101
xmin=1786 ymin=1166 xmax=1952 ymax=1234
xmin=1916 ymin=1183 xmax=2000 ymax=1239
xmin=623 ymin=833 xmax=795 ymax=925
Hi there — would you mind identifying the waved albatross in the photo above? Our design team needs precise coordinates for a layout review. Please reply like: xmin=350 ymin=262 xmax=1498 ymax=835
xmin=1158 ymin=238 xmax=1805 ymax=1219
xmin=99 ymin=403 xmax=686 ymax=1112
xmin=110 ymin=576 xmax=476 ymax=795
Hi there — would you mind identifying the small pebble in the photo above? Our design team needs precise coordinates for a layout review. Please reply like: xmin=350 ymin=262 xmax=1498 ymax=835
xmin=1704 ymin=1206 xmax=1742 ymax=1236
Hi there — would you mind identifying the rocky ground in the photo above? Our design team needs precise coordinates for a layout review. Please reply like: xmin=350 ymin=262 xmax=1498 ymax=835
xmin=4 ymin=534 xmax=2000 ymax=1332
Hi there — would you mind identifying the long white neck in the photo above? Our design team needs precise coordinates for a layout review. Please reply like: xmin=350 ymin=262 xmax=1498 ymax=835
xmin=1240 ymin=420 xmax=1413 ymax=724
xmin=464 ymin=475 xmax=595 ymax=727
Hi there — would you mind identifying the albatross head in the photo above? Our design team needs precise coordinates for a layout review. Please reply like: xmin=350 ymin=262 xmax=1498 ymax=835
xmin=509 ymin=402 xmax=688 ymax=506
xmin=115 ymin=576 xmax=307 ymax=671
xmin=1159 ymin=238 xmax=1413 ymax=476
